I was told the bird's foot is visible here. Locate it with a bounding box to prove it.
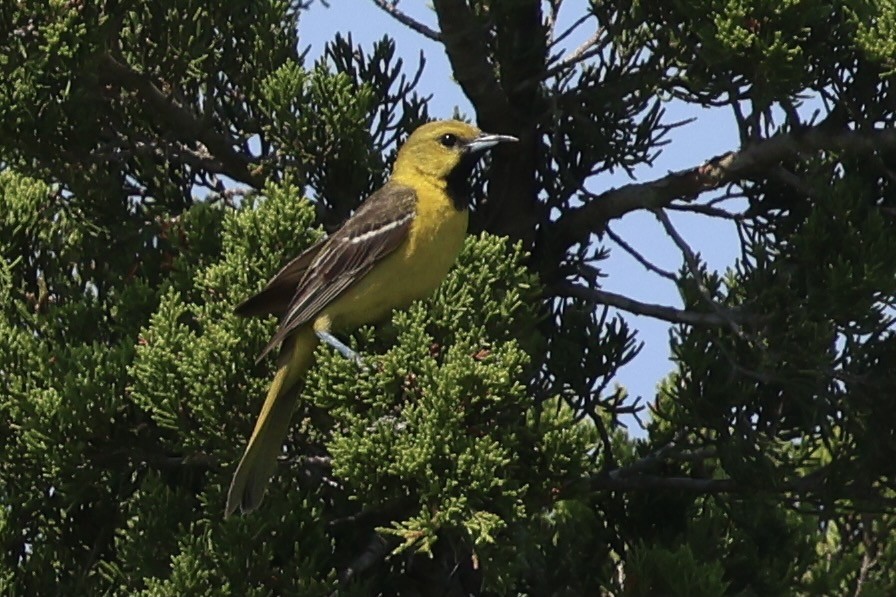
[315,331,365,368]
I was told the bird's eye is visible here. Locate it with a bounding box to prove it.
[439,133,458,148]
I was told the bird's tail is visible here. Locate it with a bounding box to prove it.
[225,326,318,517]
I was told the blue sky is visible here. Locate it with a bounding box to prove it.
[300,2,745,427]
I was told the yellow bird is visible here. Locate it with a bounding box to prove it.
[226,120,517,516]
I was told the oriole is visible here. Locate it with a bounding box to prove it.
[226,120,517,516]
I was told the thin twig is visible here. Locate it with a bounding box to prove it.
[556,282,732,327]
[605,226,677,281]
[652,208,746,338]
[557,29,602,70]
[524,42,604,91]
[853,513,878,597]
[665,201,744,220]
[544,0,563,43]
[548,11,590,49]
[372,0,441,41]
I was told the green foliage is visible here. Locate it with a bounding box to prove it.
[258,61,377,192]
[661,156,896,496]
[624,542,728,597]
[801,514,896,597]
[851,0,896,74]
[2,0,896,594]
[617,0,883,105]
[311,237,596,590]
[0,175,598,593]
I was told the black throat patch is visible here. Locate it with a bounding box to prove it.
[445,153,478,211]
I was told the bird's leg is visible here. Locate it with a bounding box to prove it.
[315,330,364,366]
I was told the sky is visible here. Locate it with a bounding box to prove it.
[300,2,746,429]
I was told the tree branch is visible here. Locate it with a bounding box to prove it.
[548,11,590,50]
[666,196,745,219]
[601,432,678,477]
[555,282,731,327]
[553,125,896,249]
[605,225,677,281]
[591,474,737,493]
[333,533,399,595]
[653,208,747,339]
[588,469,827,495]
[585,462,896,508]
[432,0,512,125]
[91,137,234,177]
[97,52,265,188]
[371,0,441,41]
[550,30,603,77]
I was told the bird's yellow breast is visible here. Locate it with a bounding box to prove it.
[315,180,468,332]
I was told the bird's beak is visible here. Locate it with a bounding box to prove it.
[466,132,519,153]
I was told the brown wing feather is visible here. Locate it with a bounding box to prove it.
[234,236,327,317]
[255,182,417,358]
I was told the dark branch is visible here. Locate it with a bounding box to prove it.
[590,465,828,495]
[432,0,512,126]
[97,52,265,189]
[548,10,590,50]
[333,533,399,595]
[372,0,442,41]
[555,282,731,327]
[540,32,603,82]
[608,435,711,480]
[92,137,233,178]
[665,200,744,219]
[553,125,896,249]
[653,208,747,339]
[605,225,677,281]
[591,474,738,493]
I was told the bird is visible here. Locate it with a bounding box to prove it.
[225,119,518,516]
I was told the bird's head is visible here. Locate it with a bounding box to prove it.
[392,119,518,186]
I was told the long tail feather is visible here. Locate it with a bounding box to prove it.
[226,327,318,516]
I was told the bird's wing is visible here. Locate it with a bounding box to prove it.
[234,236,328,317]
[256,182,417,358]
